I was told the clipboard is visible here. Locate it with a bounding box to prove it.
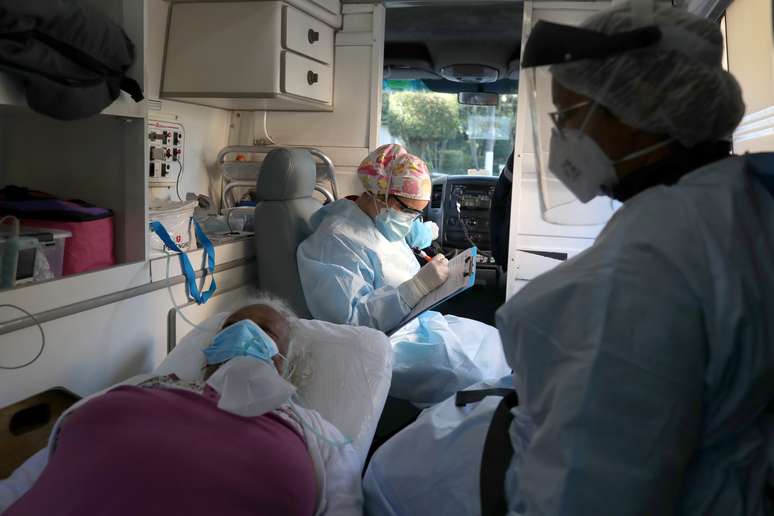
[387,247,478,336]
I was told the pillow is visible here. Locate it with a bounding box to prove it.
[287,318,392,464]
[154,314,392,467]
[154,312,231,381]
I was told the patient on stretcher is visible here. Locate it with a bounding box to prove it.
[2,295,363,516]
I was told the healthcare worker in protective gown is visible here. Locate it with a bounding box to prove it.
[366,2,774,515]
[297,145,510,405]
[498,2,774,515]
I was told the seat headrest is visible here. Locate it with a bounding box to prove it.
[257,148,316,201]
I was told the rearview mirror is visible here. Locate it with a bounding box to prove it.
[457,92,499,106]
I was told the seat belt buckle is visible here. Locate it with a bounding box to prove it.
[455,388,517,407]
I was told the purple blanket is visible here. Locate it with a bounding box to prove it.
[0,200,110,221]
[4,386,317,516]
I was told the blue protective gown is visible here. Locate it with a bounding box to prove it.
[297,199,510,405]
[497,156,774,515]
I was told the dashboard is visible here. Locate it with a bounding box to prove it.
[426,175,499,267]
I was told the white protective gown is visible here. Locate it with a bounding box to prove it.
[297,200,510,405]
[363,375,533,516]
[497,156,774,516]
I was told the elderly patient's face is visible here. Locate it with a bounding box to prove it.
[206,304,291,376]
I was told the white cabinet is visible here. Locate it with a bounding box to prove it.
[162,1,337,111]
[308,0,341,15]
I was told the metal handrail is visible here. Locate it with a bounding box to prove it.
[222,180,254,211]
[306,148,339,200]
[314,185,335,204]
[216,145,339,211]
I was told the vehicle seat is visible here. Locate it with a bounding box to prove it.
[254,148,320,318]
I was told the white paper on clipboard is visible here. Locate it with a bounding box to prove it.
[386,247,478,336]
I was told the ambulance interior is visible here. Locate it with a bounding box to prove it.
[0,0,771,499]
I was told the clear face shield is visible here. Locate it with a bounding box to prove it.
[521,19,662,225]
[524,66,620,225]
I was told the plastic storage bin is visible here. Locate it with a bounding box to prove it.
[149,200,198,251]
[23,218,113,275]
[0,186,115,275]
[34,227,72,278]
[0,226,71,285]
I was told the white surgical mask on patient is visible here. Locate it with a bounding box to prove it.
[207,356,296,417]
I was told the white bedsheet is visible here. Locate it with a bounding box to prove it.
[0,448,47,513]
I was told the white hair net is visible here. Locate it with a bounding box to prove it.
[551,1,745,147]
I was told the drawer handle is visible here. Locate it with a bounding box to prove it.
[308,29,320,44]
[307,71,319,85]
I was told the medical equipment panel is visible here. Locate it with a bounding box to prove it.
[148,118,185,188]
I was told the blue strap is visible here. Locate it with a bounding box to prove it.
[150,219,216,305]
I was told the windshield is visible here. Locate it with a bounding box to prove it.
[380,79,517,176]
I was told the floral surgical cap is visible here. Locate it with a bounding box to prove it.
[358,144,432,201]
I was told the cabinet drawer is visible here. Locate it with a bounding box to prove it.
[281,52,332,104]
[283,6,334,64]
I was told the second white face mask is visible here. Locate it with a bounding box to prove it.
[547,127,619,203]
[207,356,296,417]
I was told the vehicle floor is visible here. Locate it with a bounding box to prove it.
[434,279,505,326]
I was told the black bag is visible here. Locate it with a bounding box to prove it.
[0,0,143,120]
[746,153,774,199]
[489,151,514,270]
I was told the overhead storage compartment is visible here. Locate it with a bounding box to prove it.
[161,1,337,111]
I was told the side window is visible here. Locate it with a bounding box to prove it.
[724,0,774,152]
